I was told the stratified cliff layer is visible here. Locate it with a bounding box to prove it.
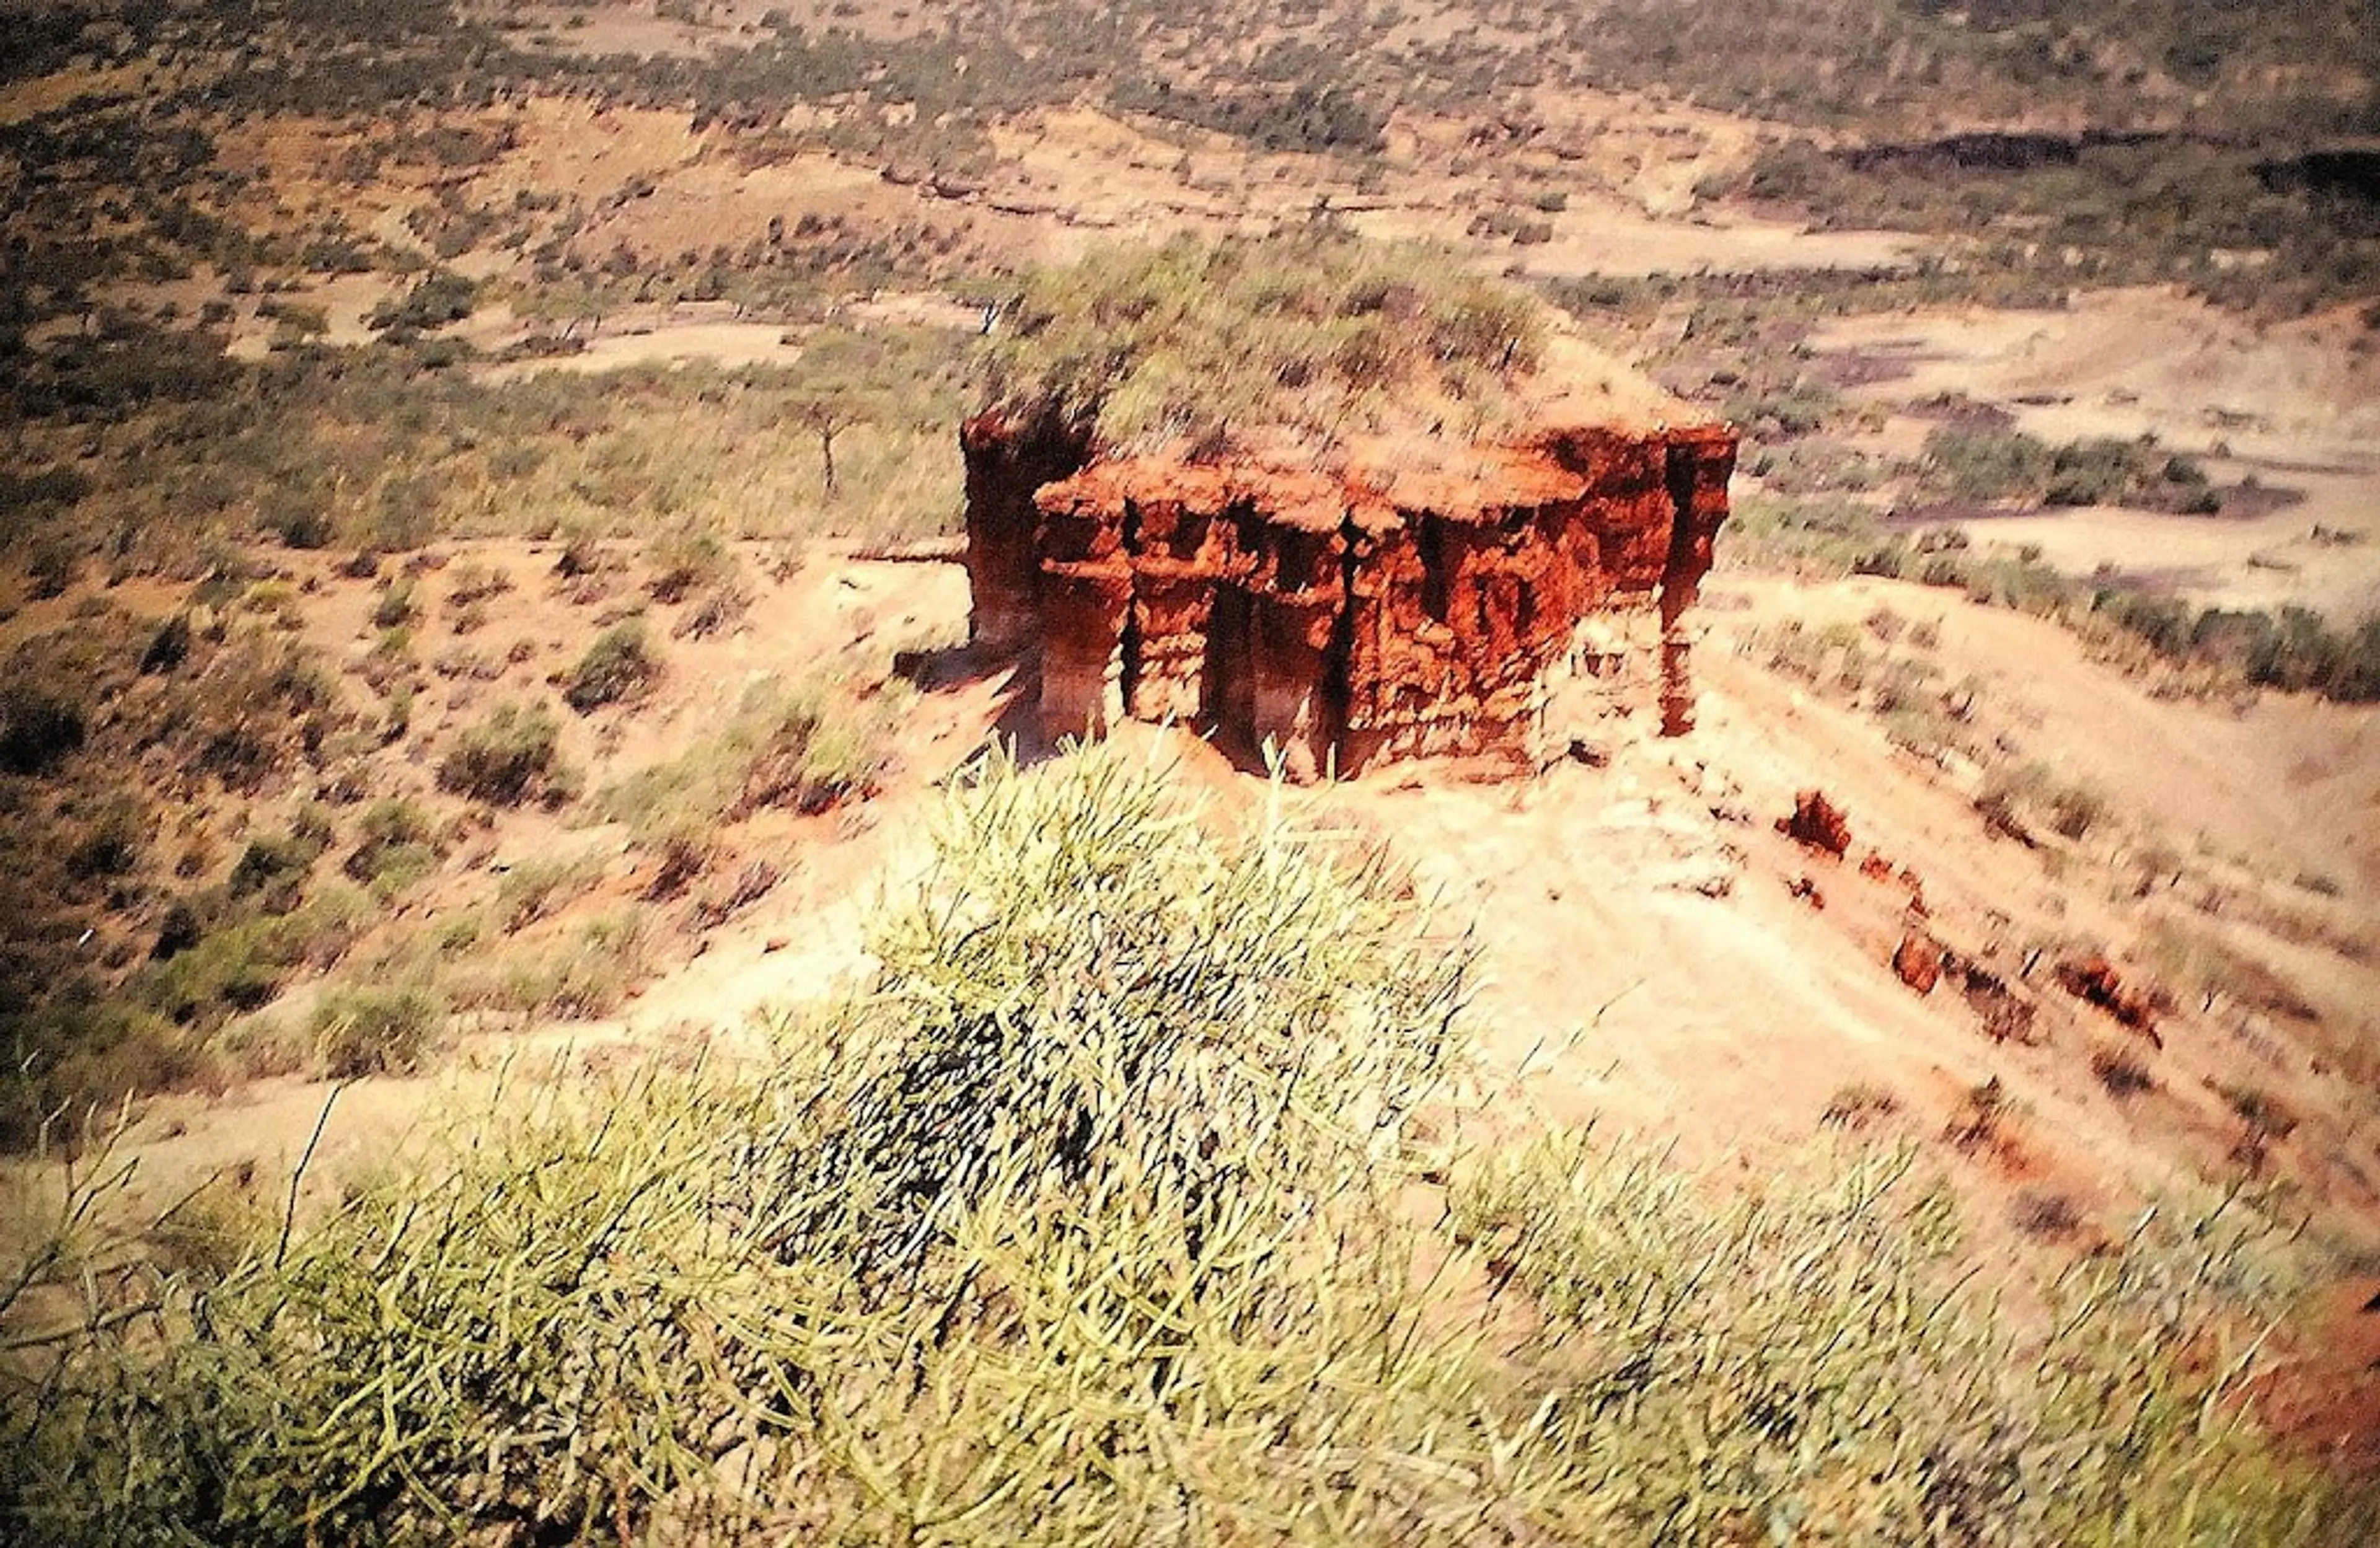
[961,411,1735,779]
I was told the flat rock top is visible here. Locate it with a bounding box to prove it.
[1030,330,1723,534]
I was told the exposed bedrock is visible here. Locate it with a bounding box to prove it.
[960,416,1735,778]
[959,409,1096,655]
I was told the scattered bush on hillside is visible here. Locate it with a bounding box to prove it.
[1919,426,2228,511]
[342,798,443,893]
[1728,499,2380,704]
[307,985,444,1079]
[226,815,331,913]
[0,685,87,775]
[560,620,661,713]
[731,688,884,817]
[642,532,737,605]
[2091,1045,2157,1098]
[138,615,193,675]
[595,672,892,843]
[436,701,570,806]
[369,578,417,629]
[0,1001,199,1151]
[175,640,350,794]
[493,853,607,935]
[365,268,478,336]
[1109,74,1389,156]
[448,910,651,1022]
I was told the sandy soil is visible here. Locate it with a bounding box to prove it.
[476,318,804,379]
[57,553,2378,1280]
[1809,288,2380,617]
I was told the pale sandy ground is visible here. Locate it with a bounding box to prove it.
[475,319,805,379]
[9,534,2376,1461]
[1808,288,2380,618]
[63,554,2376,1269]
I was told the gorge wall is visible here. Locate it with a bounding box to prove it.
[960,411,1736,779]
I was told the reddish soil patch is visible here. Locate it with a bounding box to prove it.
[2254,1277,2380,1480]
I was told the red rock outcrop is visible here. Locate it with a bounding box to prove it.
[1778,789,1853,858]
[1892,932,1943,995]
[961,412,1735,778]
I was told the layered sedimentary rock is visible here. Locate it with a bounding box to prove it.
[961,409,1735,778]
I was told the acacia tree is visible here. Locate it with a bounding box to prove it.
[786,324,960,501]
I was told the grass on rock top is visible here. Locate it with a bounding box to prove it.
[982,232,1548,456]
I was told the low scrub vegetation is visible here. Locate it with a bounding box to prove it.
[1923,425,2225,511]
[436,702,571,806]
[560,619,661,713]
[595,672,894,840]
[1733,125,2380,319]
[306,984,445,1080]
[1729,498,2380,703]
[985,232,1546,453]
[3,750,2368,1542]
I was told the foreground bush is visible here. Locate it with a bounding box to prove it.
[2,749,2370,1544]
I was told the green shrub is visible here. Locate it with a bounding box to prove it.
[594,673,889,843]
[731,689,883,816]
[369,579,417,629]
[452,909,650,1021]
[307,985,443,1078]
[365,268,477,335]
[985,232,1545,451]
[2045,436,2148,507]
[641,532,734,604]
[0,999,198,1151]
[342,798,442,892]
[226,809,332,908]
[561,620,660,713]
[435,702,568,806]
[1452,1132,2352,1539]
[1921,424,2054,501]
[491,853,604,933]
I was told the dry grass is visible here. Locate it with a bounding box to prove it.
[3,748,2368,1544]
[984,231,1546,454]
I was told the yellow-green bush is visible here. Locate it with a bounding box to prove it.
[984,232,1546,453]
[3,749,2370,1544]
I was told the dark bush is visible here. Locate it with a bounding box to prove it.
[562,621,661,713]
[63,798,145,880]
[0,685,87,775]
[139,614,193,675]
[343,798,441,888]
[2045,439,2146,507]
[437,702,566,806]
[227,825,328,911]
[367,269,478,335]
[151,898,203,962]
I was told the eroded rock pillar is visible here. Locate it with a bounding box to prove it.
[960,411,1092,654]
[1657,429,1736,737]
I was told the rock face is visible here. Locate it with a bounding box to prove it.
[961,411,1735,778]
